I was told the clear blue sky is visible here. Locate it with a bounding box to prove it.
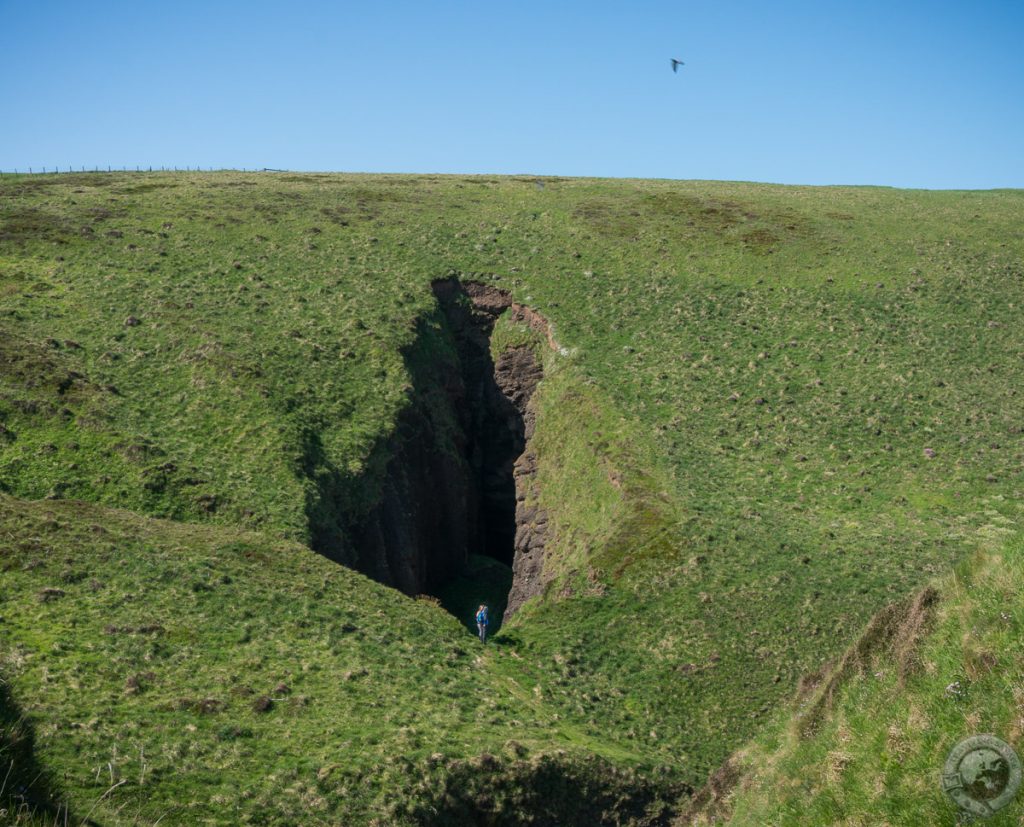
[3,0,1022,188]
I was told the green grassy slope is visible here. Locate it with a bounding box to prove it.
[684,499,1023,826]
[2,172,1023,821]
[0,494,678,824]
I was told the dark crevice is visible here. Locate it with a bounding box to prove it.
[303,277,547,626]
[432,278,531,571]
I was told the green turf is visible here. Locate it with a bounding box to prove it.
[690,498,1023,826]
[1,171,1022,824]
[0,495,675,824]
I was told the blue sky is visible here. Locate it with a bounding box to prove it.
[2,0,1022,187]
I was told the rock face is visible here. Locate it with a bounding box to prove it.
[507,448,547,619]
[495,348,547,620]
[315,277,551,614]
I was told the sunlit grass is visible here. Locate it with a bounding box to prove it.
[1,172,1022,823]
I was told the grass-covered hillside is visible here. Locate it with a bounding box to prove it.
[0,494,677,825]
[683,499,1023,826]
[1,172,1022,823]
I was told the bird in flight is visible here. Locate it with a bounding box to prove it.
[670,58,685,73]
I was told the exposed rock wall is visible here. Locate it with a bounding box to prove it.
[495,346,547,620]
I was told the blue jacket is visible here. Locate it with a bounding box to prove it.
[476,608,489,625]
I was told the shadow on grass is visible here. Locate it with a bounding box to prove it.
[0,676,76,824]
[406,749,691,826]
[484,635,524,653]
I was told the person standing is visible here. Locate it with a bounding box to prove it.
[475,604,489,644]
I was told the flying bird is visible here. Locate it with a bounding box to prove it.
[670,58,685,73]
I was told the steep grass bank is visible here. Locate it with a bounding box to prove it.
[683,500,1023,825]
[0,494,682,824]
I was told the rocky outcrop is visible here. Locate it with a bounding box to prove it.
[495,347,547,620]
[507,448,547,619]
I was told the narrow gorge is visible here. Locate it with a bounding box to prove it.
[310,278,553,625]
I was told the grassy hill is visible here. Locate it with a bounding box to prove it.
[1,172,1022,823]
[0,494,679,825]
[682,503,1023,826]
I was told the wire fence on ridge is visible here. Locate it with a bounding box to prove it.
[0,166,290,175]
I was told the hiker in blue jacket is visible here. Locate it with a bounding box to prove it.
[475,604,489,644]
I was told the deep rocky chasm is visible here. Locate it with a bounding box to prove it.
[318,279,551,620]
